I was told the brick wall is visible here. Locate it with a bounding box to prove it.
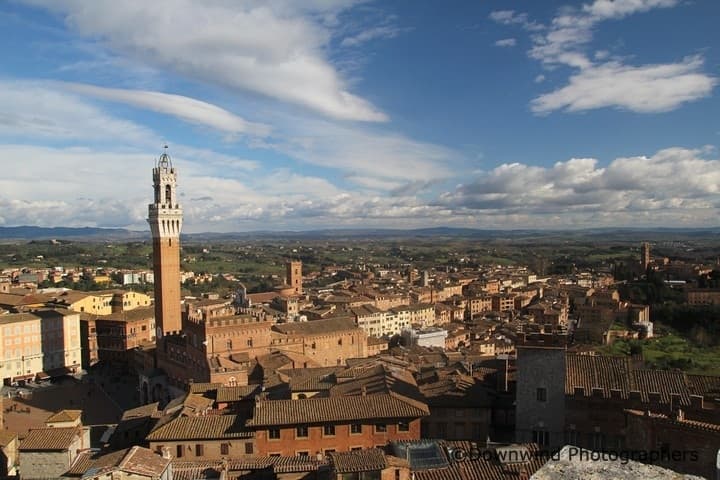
[254,419,421,456]
[149,438,255,461]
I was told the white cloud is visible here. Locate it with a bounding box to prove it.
[22,0,388,122]
[0,141,457,232]
[0,145,151,228]
[494,0,716,114]
[273,118,457,183]
[489,10,544,31]
[341,25,405,47]
[343,175,404,191]
[61,83,271,138]
[532,56,717,114]
[534,74,546,83]
[3,143,719,231]
[582,0,678,20]
[0,80,152,144]
[495,38,517,48]
[438,146,720,227]
[529,0,678,68]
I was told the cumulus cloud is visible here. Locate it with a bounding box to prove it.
[438,146,720,227]
[582,0,678,20]
[492,0,714,114]
[531,56,717,114]
[495,38,517,48]
[0,141,457,232]
[528,0,679,68]
[22,0,388,122]
[3,142,718,231]
[61,83,271,138]
[489,10,544,31]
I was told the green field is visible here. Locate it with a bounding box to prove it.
[602,334,720,376]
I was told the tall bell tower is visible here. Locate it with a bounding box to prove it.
[148,147,183,337]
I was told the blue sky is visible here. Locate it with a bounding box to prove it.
[1,0,718,232]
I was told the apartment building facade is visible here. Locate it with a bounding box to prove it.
[0,309,81,384]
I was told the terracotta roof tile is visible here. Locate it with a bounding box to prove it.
[625,409,720,433]
[247,393,429,427]
[171,456,329,476]
[216,385,261,403]
[289,375,335,392]
[566,353,720,405]
[20,427,80,451]
[265,455,328,473]
[565,354,630,396]
[121,402,161,420]
[632,369,690,404]
[65,448,130,476]
[406,441,545,480]
[95,306,155,323]
[46,409,82,423]
[329,448,387,473]
[189,383,223,394]
[146,415,253,441]
[118,446,171,477]
[272,317,359,335]
[686,374,720,396]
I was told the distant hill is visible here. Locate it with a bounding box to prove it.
[0,226,147,241]
[1,225,718,242]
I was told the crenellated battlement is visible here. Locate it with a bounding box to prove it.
[569,384,718,412]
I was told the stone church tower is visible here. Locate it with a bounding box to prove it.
[148,148,183,337]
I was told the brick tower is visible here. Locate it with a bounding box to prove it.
[640,241,651,271]
[286,260,302,295]
[148,148,183,337]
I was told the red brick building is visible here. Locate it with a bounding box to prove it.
[248,394,428,456]
[94,306,156,364]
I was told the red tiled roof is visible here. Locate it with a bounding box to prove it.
[329,448,387,473]
[216,385,261,403]
[66,448,130,476]
[146,415,253,441]
[118,446,171,477]
[625,409,720,433]
[411,441,545,480]
[46,409,82,423]
[566,353,720,405]
[20,427,80,451]
[565,354,631,396]
[272,317,359,335]
[248,393,429,427]
[632,369,690,404]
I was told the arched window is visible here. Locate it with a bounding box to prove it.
[226,339,232,351]
[165,184,172,204]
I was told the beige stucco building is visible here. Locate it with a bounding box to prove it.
[0,309,81,384]
[53,290,152,316]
